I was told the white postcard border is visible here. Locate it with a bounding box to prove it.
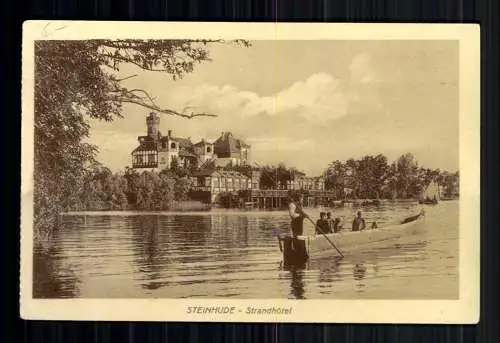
[20,21,480,323]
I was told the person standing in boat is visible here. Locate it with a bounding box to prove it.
[288,194,308,237]
[352,211,366,232]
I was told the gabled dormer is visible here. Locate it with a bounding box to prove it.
[194,138,214,155]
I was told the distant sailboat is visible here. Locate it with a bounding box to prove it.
[419,180,440,205]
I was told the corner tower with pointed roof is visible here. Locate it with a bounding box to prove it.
[131,112,198,170]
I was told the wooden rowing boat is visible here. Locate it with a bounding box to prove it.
[277,212,426,266]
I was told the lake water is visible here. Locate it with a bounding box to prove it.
[33,200,459,299]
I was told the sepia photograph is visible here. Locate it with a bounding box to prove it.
[21,21,480,323]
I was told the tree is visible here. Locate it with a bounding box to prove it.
[344,159,359,198]
[442,171,460,198]
[34,39,249,243]
[323,160,346,198]
[355,155,390,199]
[323,153,457,200]
[393,153,420,198]
[259,165,278,189]
[257,163,305,190]
[324,155,390,199]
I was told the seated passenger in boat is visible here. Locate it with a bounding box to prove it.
[371,221,378,229]
[352,211,366,232]
[326,212,334,232]
[333,217,343,233]
[316,212,330,234]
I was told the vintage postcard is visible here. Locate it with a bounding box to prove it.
[20,21,480,323]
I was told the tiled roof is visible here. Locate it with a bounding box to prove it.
[137,135,156,142]
[193,139,213,147]
[179,149,198,158]
[158,136,193,149]
[213,132,250,157]
[132,141,157,153]
[172,137,192,149]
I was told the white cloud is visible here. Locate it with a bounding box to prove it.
[161,72,355,124]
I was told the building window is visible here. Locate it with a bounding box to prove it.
[161,157,166,163]
[148,154,155,163]
[207,146,211,153]
[171,142,176,149]
[162,141,167,148]
[137,155,143,164]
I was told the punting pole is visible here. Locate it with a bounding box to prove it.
[305,216,344,258]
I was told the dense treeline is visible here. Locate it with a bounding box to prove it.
[74,152,459,212]
[323,153,459,199]
[74,167,192,211]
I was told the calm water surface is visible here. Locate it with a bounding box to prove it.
[34,200,458,299]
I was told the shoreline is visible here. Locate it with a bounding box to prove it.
[60,198,459,216]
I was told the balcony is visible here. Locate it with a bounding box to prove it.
[238,189,335,197]
[132,162,158,169]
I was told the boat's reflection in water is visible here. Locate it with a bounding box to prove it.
[352,264,367,280]
[281,256,370,299]
[287,266,306,299]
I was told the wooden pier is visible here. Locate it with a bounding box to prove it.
[232,189,337,209]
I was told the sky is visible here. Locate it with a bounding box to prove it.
[87,40,459,176]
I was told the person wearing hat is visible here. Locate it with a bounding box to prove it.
[315,212,330,234]
[287,194,308,237]
[352,211,366,232]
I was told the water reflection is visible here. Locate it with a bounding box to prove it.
[33,245,80,298]
[352,264,367,293]
[317,258,342,284]
[33,201,459,299]
[352,264,367,280]
[288,267,306,299]
[174,215,212,244]
[130,216,168,290]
